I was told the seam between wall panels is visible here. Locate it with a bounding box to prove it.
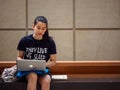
[26,0,28,36]
[73,0,76,61]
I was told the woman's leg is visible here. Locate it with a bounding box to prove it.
[26,72,38,90]
[38,74,51,90]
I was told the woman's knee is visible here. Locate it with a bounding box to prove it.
[39,75,51,85]
[26,72,38,81]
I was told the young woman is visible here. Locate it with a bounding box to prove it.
[17,16,57,90]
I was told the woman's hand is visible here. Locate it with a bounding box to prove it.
[46,54,56,67]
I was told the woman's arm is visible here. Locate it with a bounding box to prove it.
[46,54,56,68]
[17,50,24,60]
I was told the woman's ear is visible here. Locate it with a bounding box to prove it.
[32,24,35,30]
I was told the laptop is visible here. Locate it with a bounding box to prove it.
[16,59,46,71]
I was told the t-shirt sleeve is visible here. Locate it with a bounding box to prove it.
[49,38,57,54]
[17,37,25,51]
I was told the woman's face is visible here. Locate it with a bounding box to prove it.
[32,21,47,39]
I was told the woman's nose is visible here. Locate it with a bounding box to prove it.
[39,29,42,32]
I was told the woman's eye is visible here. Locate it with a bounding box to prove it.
[42,28,46,30]
[38,28,41,29]
[37,27,40,29]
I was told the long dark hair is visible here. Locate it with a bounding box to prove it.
[33,16,50,41]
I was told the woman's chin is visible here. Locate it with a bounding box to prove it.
[34,35,43,40]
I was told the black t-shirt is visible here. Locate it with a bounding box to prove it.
[17,34,57,62]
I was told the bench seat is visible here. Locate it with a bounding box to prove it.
[0,74,120,90]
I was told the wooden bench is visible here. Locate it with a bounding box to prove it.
[0,61,120,90]
[1,61,120,74]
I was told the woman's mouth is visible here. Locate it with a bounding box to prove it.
[38,33,42,35]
